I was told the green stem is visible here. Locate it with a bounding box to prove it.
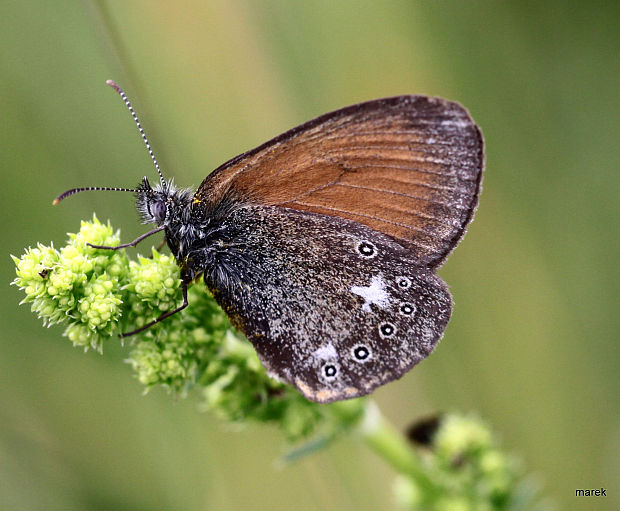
[89,0,144,96]
[359,401,440,502]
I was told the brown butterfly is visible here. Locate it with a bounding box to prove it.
[55,81,483,403]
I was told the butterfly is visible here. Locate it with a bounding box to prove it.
[55,81,484,403]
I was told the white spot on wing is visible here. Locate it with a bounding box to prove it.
[351,275,391,312]
[313,343,337,361]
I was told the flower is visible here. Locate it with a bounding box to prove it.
[12,217,365,441]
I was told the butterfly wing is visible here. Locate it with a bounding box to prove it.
[196,95,483,269]
[203,205,452,403]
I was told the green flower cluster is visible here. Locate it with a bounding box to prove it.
[393,414,547,511]
[12,217,126,350]
[12,217,365,442]
[125,251,182,327]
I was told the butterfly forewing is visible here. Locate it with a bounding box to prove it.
[197,95,483,269]
[203,205,452,403]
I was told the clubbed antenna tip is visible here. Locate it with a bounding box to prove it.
[106,79,122,94]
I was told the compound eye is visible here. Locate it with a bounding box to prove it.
[150,200,166,222]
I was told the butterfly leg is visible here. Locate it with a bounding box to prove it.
[144,235,168,259]
[154,236,167,252]
[120,280,189,337]
[88,225,165,250]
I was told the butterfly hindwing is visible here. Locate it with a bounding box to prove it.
[204,205,452,403]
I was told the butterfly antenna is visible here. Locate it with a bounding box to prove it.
[53,186,138,205]
[106,80,166,188]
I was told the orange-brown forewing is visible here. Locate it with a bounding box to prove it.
[196,95,483,269]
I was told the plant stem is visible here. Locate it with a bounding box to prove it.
[359,401,440,502]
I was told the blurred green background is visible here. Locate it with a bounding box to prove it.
[2,1,618,510]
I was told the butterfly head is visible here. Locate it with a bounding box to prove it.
[135,176,193,227]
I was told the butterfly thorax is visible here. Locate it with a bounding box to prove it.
[154,187,249,287]
[135,177,220,281]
